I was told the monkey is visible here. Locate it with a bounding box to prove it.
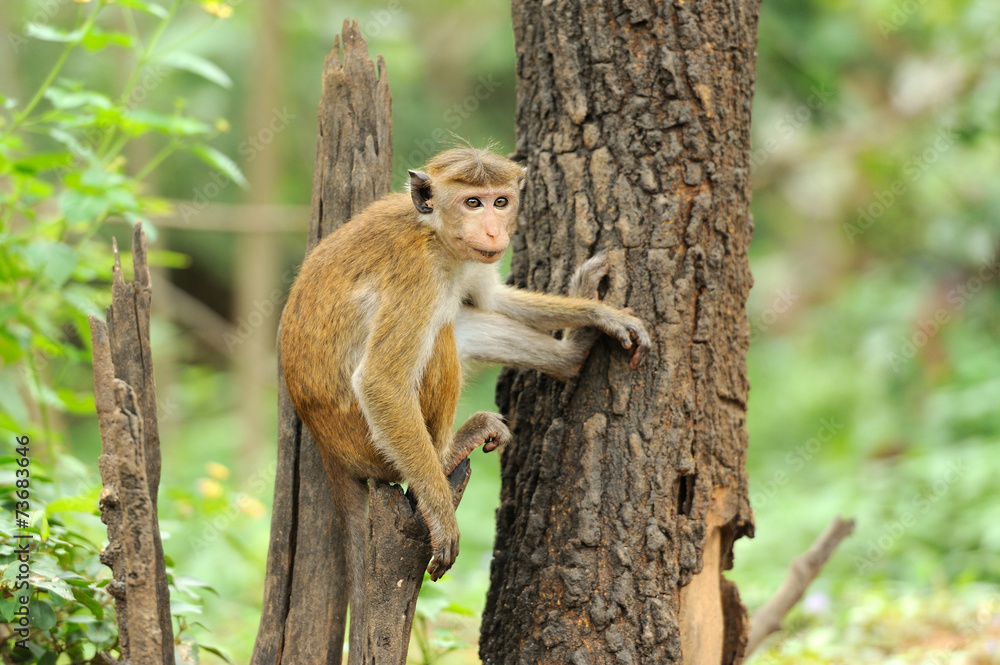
[279,147,650,662]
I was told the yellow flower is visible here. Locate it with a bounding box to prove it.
[239,496,266,519]
[205,461,230,481]
[196,478,223,499]
[202,2,233,18]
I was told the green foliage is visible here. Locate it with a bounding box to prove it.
[0,0,246,444]
[3,0,999,662]
[0,450,115,663]
[731,0,1000,653]
[1,0,245,660]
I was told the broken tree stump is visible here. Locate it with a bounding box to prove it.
[362,462,472,664]
[89,222,174,665]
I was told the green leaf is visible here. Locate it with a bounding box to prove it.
[72,587,104,621]
[25,23,85,43]
[63,287,104,318]
[30,600,57,630]
[442,602,477,617]
[200,644,233,663]
[116,0,170,18]
[48,128,98,167]
[147,249,193,269]
[33,575,75,601]
[12,152,75,173]
[0,372,30,427]
[191,144,248,189]
[81,28,135,51]
[43,88,112,111]
[58,189,110,225]
[0,598,16,622]
[122,110,211,137]
[170,600,203,617]
[159,51,233,89]
[46,489,100,515]
[23,241,78,287]
[0,332,25,363]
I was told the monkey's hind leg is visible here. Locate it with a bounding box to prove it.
[442,411,512,475]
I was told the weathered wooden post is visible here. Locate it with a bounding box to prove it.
[90,223,174,665]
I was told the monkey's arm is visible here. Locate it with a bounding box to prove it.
[455,308,595,381]
[490,287,651,368]
[353,299,459,580]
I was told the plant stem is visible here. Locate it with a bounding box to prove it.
[99,0,183,158]
[116,0,182,104]
[2,5,102,138]
[134,142,177,180]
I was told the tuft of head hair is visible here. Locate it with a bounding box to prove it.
[421,148,524,188]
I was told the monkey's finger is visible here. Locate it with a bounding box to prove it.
[629,329,651,369]
[428,540,459,581]
[483,427,512,452]
[629,343,643,370]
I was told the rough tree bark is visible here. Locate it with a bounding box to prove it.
[482,2,760,664]
[250,20,391,665]
[89,224,174,665]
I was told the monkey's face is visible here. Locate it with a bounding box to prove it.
[446,189,519,264]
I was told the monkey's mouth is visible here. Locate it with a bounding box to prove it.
[474,248,504,258]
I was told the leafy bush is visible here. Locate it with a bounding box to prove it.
[1,0,243,660]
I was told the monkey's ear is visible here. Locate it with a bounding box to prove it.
[408,170,433,214]
[517,166,527,190]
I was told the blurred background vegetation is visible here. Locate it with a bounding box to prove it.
[0,0,998,662]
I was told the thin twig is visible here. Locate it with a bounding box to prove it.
[745,515,856,656]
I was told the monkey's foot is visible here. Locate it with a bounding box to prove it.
[444,411,511,475]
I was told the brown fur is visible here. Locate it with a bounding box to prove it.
[280,148,650,665]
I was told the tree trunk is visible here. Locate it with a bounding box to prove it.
[250,20,391,665]
[482,2,760,664]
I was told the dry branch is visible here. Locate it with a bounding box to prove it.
[89,221,173,665]
[362,461,472,664]
[745,515,856,655]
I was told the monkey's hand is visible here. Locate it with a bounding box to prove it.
[443,411,512,475]
[571,252,650,369]
[425,510,460,581]
[598,308,652,370]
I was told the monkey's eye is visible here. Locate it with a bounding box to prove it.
[465,197,482,208]
[495,197,509,208]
